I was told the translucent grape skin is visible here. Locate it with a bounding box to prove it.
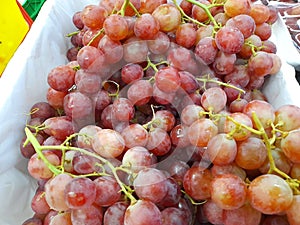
[152,3,181,33]
[92,128,125,158]
[188,118,219,147]
[222,203,262,225]
[201,87,227,113]
[210,173,247,210]
[121,123,149,149]
[281,129,300,163]
[133,167,168,203]
[103,201,129,225]
[27,151,60,180]
[49,211,72,225]
[155,66,181,93]
[248,174,293,215]
[224,0,251,18]
[124,200,162,225]
[71,204,103,225]
[183,167,213,201]
[45,173,73,212]
[286,195,300,225]
[215,26,244,54]
[134,13,160,40]
[47,65,76,92]
[161,207,188,225]
[127,79,153,106]
[94,176,121,207]
[235,136,267,170]
[103,14,129,41]
[31,190,51,215]
[206,133,237,166]
[64,177,97,209]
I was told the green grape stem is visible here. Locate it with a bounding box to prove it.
[24,127,138,204]
[185,0,221,29]
[172,0,206,27]
[251,113,300,194]
[196,77,246,94]
[87,28,104,46]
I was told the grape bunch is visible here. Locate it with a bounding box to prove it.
[20,0,300,225]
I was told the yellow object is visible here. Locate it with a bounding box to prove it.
[0,0,31,75]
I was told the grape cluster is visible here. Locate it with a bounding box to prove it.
[21,0,300,225]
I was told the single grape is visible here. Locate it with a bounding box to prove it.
[202,199,224,225]
[224,0,251,17]
[222,203,262,225]
[191,0,210,22]
[161,207,188,225]
[72,11,84,30]
[76,124,102,149]
[124,200,163,225]
[215,26,244,54]
[27,151,60,180]
[71,204,103,225]
[175,23,197,49]
[63,91,94,121]
[77,45,106,73]
[249,3,270,25]
[64,177,97,209]
[201,87,227,113]
[181,104,205,126]
[92,128,125,158]
[194,36,218,65]
[274,104,300,131]
[133,167,168,203]
[152,3,181,32]
[243,99,275,129]
[226,14,256,39]
[31,190,51,215]
[147,31,170,55]
[49,211,72,225]
[121,63,144,84]
[183,166,213,201]
[127,79,153,106]
[286,195,300,225]
[146,127,172,156]
[122,146,155,173]
[155,66,181,93]
[30,102,56,120]
[94,176,121,207]
[235,136,267,170]
[103,14,129,41]
[281,129,300,163]
[134,13,160,40]
[112,97,135,122]
[81,5,108,29]
[123,36,149,63]
[210,173,247,210]
[103,201,129,225]
[121,123,149,148]
[188,118,218,147]
[82,28,104,47]
[248,51,273,77]
[206,133,237,166]
[45,173,73,211]
[47,65,76,92]
[46,87,67,110]
[248,174,293,215]
[98,34,124,64]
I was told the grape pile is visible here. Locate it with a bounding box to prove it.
[20,0,300,224]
